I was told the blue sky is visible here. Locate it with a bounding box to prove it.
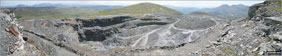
[1,1,264,8]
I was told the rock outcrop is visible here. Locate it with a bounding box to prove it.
[0,9,25,56]
[197,1,282,56]
[0,9,29,56]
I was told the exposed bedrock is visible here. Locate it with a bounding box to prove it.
[78,16,135,27]
[18,13,225,55]
[79,28,120,42]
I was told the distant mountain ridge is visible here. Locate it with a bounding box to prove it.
[165,5,201,14]
[205,4,249,20]
[167,4,249,16]
[10,3,249,20]
[204,4,249,16]
[14,3,124,9]
[177,4,249,20]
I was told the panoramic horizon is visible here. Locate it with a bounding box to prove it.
[1,1,264,8]
[1,0,282,56]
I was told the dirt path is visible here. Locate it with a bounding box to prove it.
[131,17,220,47]
[131,28,161,46]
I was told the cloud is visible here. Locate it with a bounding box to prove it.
[1,1,264,8]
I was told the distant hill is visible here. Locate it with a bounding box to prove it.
[11,2,181,20]
[13,3,124,9]
[94,2,182,16]
[167,4,249,20]
[31,3,65,7]
[16,4,30,7]
[12,7,102,20]
[189,11,214,16]
[205,4,248,16]
[165,5,201,14]
[79,5,124,9]
[198,4,249,20]
[9,3,125,20]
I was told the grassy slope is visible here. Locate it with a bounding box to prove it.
[14,7,101,20]
[189,11,215,16]
[93,2,182,17]
[262,0,282,11]
[271,1,282,11]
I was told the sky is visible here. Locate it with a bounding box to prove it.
[0,1,264,8]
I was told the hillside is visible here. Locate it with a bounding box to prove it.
[12,7,102,20]
[12,3,181,20]
[94,2,182,16]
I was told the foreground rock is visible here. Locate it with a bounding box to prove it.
[0,9,79,56]
[0,9,27,56]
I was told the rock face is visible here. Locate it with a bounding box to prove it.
[248,1,282,20]
[0,9,26,56]
[20,19,79,56]
[0,9,79,56]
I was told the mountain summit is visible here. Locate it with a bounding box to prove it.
[94,2,182,16]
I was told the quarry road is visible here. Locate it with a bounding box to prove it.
[131,28,161,46]
[118,25,158,39]
[131,17,218,46]
[169,17,223,53]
